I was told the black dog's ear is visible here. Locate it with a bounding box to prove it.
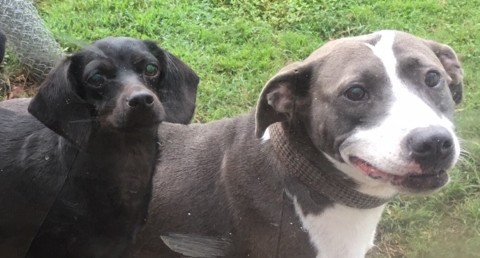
[28,56,93,147]
[424,40,464,104]
[144,41,199,124]
[255,62,312,138]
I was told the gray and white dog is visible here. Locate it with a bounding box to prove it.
[132,30,463,258]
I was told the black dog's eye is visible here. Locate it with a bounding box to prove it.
[425,70,441,87]
[87,72,106,87]
[344,85,368,101]
[144,63,159,76]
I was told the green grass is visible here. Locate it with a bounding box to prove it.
[12,0,480,256]
[35,0,480,117]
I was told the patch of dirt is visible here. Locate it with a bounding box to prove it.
[0,71,39,99]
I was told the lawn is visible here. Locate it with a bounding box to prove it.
[5,0,480,257]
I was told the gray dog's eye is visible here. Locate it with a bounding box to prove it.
[425,70,441,87]
[344,84,368,101]
[87,72,106,87]
[144,63,159,76]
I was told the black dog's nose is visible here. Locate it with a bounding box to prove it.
[406,126,454,165]
[127,91,155,108]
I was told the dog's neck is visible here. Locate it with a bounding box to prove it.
[269,123,391,209]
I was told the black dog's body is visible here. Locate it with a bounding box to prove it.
[28,126,158,258]
[0,103,153,257]
[0,105,76,257]
[0,37,198,258]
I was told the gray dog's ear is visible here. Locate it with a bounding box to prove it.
[143,41,199,124]
[424,40,464,104]
[28,56,93,147]
[255,62,312,138]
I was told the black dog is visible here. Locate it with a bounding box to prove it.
[0,37,198,258]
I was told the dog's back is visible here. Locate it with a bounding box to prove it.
[150,118,242,234]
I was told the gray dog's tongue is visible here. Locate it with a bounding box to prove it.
[160,233,232,258]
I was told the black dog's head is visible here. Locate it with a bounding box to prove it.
[28,37,199,147]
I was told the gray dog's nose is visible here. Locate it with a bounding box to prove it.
[127,91,155,108]
[406,126,454,166]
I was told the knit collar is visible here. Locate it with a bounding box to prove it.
[269,123,392,209]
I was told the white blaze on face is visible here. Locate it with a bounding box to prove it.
[335,30,459,194]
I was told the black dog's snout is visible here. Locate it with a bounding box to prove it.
[127,91,155,108]
[121,88,163,129]
[406,126,454,165]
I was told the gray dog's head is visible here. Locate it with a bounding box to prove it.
[255,30,463,196]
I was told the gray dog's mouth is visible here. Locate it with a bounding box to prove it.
[349,156,449,191]
[349,156,395,180]
[391,170,449,191]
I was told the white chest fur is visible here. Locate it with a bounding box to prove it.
[293,198,385,258]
